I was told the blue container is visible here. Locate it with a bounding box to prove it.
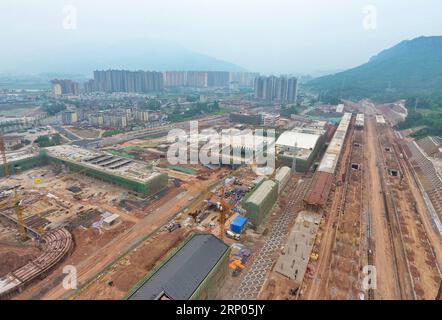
[231,214,248,234]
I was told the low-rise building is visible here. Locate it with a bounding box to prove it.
[243,180,278,227]
[127,234,229,300]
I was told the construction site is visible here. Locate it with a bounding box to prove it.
[0,104,441,301]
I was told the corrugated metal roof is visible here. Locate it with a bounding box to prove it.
[275,166,291,182]
[317,113,351,174]
[246,180,276,206]
[303,171,333,205]
[128,234,228,300]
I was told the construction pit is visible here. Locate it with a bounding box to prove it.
[0,159,228,300]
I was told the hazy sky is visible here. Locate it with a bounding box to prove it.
[1,0,441,74]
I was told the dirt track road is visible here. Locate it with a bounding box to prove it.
[365,116,400,299]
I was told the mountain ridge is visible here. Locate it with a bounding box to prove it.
[308,35,442,100]
[0,39,246,76]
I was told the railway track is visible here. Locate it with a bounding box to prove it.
[320,120,368,299]
[300,117,355,300]
[374,121,416,299]
[381,125,441,299]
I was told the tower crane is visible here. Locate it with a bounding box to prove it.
[0,133,27,241]
[216,186,232,241]
[0,134,9,177]
[14,192,27,241]
[0,189,27,241]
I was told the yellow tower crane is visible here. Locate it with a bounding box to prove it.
[217,186,232,241]
[0,133,27,241]
[0,134,9,177]
[0,190,27,242]
[14,193,27,241]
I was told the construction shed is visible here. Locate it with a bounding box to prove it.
[231,214,248,234]
[127,234,230,300]
[243,180,278,227]
[274,166,291,193]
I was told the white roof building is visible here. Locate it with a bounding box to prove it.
[376,115,386,124]
[276,131,320,150]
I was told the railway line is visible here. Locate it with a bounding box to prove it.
[377,122,441,299]
[376,141,413,298]
[301,116,355,300]
[321,125,366,299]
[288,113,440,300]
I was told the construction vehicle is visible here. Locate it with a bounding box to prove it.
[229,259,245,270]
[225,229,240,240]
[166,222,181,232]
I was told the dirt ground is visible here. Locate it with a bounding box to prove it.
[379,121,441,299]
[75,228,188,300]
[66,127,100,139]
[364,116,400,299]
[0,242,40,277]
[13,221,134,300]
[9,165,226,300]
[260,273,297,300]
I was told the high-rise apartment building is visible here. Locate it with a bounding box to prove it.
[51,79,80,95]
[207,71,230,87]
[229,72,259,87]
[90,70,163,93]
[254,76,298,103]
[61,111,78,125]
[186,71,208,88]
[163,71,187,87]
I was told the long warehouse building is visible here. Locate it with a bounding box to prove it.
[243,179,278,227]
[44,145,168,196]
[304,112,352,208]
[127,234,230,300]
